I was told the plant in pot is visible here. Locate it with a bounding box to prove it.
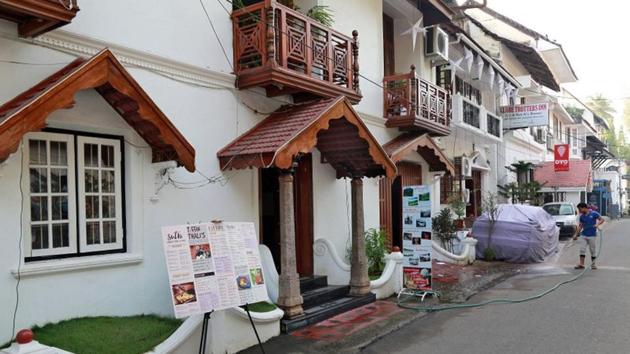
[481,192,501,261]
[364,228,387,279]
[447,195,467,230]
[432,208,457,253]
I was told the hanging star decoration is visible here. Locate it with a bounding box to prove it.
[400,16,425,52]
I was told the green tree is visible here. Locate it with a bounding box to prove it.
[587,95,619,157]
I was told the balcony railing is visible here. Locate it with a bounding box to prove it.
[0,0,79,37]
[231,0,361,103]
[383,65,450,136]
[452,95,503,140]
[486,112,502,138]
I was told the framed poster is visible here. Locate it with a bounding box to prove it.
[401,185,432,291]
[161,222,269,319]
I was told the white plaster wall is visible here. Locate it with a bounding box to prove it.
[0,39,268,343]
[319,0,384,118]
[62,0,234,74]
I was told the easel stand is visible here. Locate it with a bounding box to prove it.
[198,311,213,354]
[397,288,440,303]
[197,306,266,354]
[244,303,266,354]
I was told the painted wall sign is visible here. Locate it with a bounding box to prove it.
[554,144,570,172]
[401,185,433,291]
[500,103,549,129]
[161,222,268,318]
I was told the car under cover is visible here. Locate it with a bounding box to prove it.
[473,204,560,263]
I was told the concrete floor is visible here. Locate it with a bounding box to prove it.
[363,219,630,354]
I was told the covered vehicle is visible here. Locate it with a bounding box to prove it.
[473,204,559,263]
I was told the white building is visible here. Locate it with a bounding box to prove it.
[0,0,461,349]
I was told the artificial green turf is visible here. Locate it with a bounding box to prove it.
[32,315,182,354]
[241,301,277,313]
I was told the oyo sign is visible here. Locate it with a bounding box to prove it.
[554,144,570,172]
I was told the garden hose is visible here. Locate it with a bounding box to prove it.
[398,230,604,313]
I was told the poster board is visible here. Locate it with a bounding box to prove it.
[161,222,269,319]
[401,185,433,291]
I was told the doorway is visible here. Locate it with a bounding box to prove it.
[260,154,314,276]
[381,161,422,250]
[465,170,483,217]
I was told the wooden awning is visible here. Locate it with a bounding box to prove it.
[383,133,454,175]
[218,96,396,178]
[0,48,195,172]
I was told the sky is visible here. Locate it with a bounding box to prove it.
[484,0,629,126]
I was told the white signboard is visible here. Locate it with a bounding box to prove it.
[401,185,433,291]
[161,222,269,319]
[500,103,549,129]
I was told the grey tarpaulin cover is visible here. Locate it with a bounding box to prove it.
[472,204,559,263]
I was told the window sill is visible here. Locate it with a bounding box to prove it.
[11,253,143,278]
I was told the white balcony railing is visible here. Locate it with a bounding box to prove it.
[451,94,502,140]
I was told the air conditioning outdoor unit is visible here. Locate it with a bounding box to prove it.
[454,155,473,179]
[425,25,449,65]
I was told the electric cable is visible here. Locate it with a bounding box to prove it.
[11,143,24,341]
[397,229,605,312]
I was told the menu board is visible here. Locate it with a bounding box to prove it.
[401,185,433,291]
[161,222,269,319]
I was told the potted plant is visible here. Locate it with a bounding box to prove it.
[432,208,457,253]
[448,195,467,230]
[481,192,501,261]
[364,228,387,279]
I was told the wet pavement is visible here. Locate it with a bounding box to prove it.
[363,219,630,354]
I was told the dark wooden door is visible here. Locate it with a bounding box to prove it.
[381,162,423,250]
[259,154,314,276]
[383,13,395,76]
[294,154,314,276]
[465,170,483,217]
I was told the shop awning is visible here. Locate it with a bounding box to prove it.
[218,96,396,178]
[0,49,196,172]
[534,160,593,191]
[383,132,454,175]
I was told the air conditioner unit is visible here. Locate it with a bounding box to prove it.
[425,26,449,65]
[463,188,471,203]
[454,155,473,179]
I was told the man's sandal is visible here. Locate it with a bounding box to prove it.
[591,265,598,270]
[574,265,585,269]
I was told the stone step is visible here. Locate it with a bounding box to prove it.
[302,285,350,309]
[281,293,376,333]
[299,275,328,292]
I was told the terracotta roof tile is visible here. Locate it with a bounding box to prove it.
[534,160,592,188]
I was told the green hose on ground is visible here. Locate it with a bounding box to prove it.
[398,230,604,313]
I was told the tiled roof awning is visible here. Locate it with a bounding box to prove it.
[534,160,593,191]
[383,133,455,175]
[0,49,195,171]
[218,97,396,179]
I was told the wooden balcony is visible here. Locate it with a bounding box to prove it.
[231,0,361,104]
[383,66,450,136]
[0,0,79,37]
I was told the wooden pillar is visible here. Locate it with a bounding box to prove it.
[276,169,304,318]
[349,177,370,296]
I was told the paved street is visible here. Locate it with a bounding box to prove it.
[364,219,630,354]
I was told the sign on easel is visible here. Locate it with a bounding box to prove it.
[161,222,269,318]
[401,185,433,291]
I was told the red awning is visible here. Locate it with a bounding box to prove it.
[218,96,396,178]
[0,49,195,172]
[383,133,455,175]
[534,160,593,190]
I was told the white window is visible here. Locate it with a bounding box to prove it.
[22,132,125,260]
[77,136,124,253]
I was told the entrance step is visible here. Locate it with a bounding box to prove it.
[302,285,350,309]
[281,293,376,333]
[299,275,328,292]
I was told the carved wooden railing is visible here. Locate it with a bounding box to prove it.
[383,65,450,135]
[231,0,360,100]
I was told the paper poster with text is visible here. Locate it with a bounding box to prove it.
[161,222,269,319]
[401,185,432,291]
